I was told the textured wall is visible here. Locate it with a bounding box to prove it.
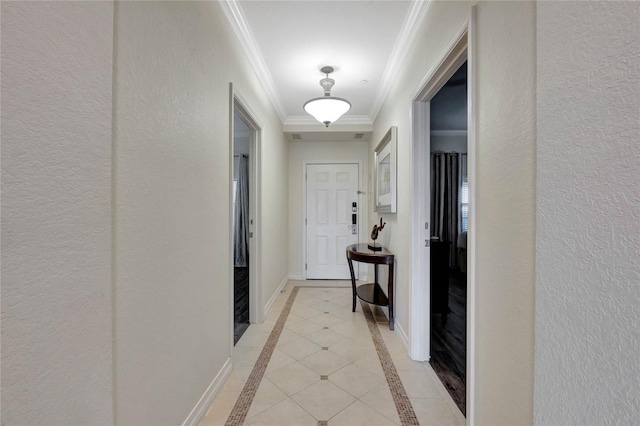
[1,2,114,424]
[535,2,640,423]
[473,2,537,423]
[288,141,369,279]
[113,2,288,424]
[373,1,536,423]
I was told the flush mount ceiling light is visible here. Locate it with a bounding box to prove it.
[303,66,351,127]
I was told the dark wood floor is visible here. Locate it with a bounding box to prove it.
[234,265,250,345]
[430,267,467,416]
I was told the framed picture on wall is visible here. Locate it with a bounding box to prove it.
[374,126,397,213]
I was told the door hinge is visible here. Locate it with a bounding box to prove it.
[425,222,429,230]
[305,263,307,270]
[305,218,307,225]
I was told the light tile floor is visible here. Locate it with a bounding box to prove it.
[203,280,465,426]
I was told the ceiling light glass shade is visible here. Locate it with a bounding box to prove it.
[303,96,351,127]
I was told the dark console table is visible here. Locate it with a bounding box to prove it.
[346,243,395,330]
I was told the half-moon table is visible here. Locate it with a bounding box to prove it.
[346,243,395,330]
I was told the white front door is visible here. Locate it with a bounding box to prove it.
[306,164,359,279]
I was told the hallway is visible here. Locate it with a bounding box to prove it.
[204,280,463,426]
[3,1,638,424]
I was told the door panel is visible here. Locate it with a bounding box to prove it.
[306,164,359,279]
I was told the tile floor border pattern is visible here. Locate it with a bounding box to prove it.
[224,286,421,426]
[225,286,301,426]
[361,301,420,426]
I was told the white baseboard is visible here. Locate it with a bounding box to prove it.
[182,358,232,426]
[288,273,304,280]
[263,274,289,318]
[395,320,410,352]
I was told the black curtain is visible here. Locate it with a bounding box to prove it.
[234,155,249,267]
[431,152,460,268]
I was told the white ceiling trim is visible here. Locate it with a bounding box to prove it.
[219,0,287,122]
[284,115,373,126]
[368,0,433,121]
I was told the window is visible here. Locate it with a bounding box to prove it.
[460,177,469,232]
[233,179,238,206]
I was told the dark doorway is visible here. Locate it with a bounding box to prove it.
[233,110,251,344]
[429,61,468,415]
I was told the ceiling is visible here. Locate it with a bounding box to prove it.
[222,1,431,131]
[431,61,468,132]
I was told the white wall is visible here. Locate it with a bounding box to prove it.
[1,2,114,424]
[535,2,640,423]
[431,134,467,153]
[113,2,288,424]
[289,141,369,279]
[371,1,536,423]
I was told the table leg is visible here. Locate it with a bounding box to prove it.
[374,264,379,285]
[347,255,357,312]
[388,262,394,330]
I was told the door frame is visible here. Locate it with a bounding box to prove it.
[302,161,364,280]
[408,11,477,422]
[229,84,263,350]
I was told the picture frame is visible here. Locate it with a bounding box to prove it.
[374,126,397,213]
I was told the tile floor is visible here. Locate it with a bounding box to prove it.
[203,280,465,426]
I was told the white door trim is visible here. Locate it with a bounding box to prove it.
[229,84,264,354]
[302,161,365,280]
[408,13,476,423]
[467,8,477,423]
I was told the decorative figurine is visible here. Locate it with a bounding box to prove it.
[368,217,386,252]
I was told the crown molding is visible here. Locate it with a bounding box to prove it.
[219,0,288,122]
[284,115,373,127]
[430,130,467,136]
[369,0,433,120]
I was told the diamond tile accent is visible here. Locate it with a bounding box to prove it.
[286,319,324,336]
[285,313,305,325]
[330,400,397,426]
[329,363,383,398]
[264,349,296,374]
[328,339,375,363]
[360,383,402,424]
[314,301,342,312]
[300,350,350,375]
[246,398,317,426]
[291,380,355,420]
[305,329,349,347]
[330,321,370,339]
[246,379,288,418]
[266,362,320,396]
[277,329,301,346]
[278,337,322,360]
[290,305,324,319]
[221,286,425,426]
[309,314,344,327]
[328,293,353,306]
